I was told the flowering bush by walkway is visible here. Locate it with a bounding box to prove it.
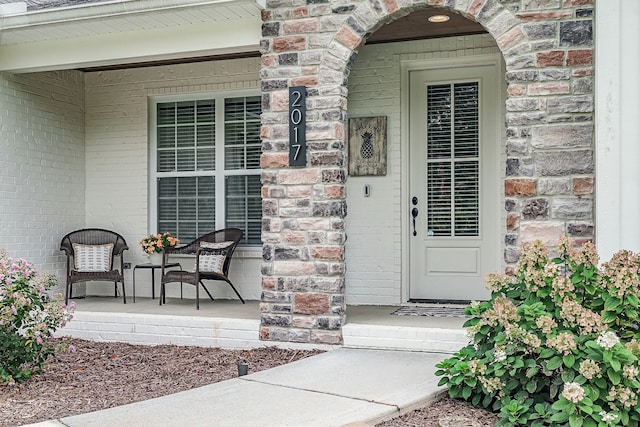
[0,249,75,385]
[436,238,640,426]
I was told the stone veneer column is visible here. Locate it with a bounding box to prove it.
[259,0,595,344]
[502,2,595,269]
[259,0,349,345]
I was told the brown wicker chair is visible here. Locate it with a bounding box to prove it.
[60,228,129,305]
[160,228,244,309]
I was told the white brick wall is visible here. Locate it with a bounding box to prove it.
[345,35,501,305]
[59,310,334,350]
[342,323,468,353]
[83,58,263,301]
[0,70,85,291]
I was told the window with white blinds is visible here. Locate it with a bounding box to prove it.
[426,82,480,237]
[154,94,262,245]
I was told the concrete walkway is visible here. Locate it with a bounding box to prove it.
[29,348,449,427]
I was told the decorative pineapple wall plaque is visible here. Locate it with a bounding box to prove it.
[348,116,387,176]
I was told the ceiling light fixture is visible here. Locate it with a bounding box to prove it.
[428,14,450,23]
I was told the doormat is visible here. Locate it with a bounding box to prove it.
[390,305,471,317]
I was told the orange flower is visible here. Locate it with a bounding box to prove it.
[140,232,179,254]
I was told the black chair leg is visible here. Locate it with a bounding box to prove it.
[121,281,126,304]
[200,282,215,301]
[226,280,245,304]
[196,283,200,310]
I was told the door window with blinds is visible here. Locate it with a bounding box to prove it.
[426,82,480,237]
[152,93,262,245]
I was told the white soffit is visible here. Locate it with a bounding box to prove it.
[0,0,264,72]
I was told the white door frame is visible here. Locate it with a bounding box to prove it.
[399,54,505,303]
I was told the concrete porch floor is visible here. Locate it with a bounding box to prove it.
[59,296,469,353]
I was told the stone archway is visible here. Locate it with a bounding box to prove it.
[259,0,595,345]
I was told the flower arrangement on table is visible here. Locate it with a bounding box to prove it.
[140,232,179,254]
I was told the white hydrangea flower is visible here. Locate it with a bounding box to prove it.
[562,382,585,403]
[599,411,618,423]
[494,349,506,363]
[597,331,620,349]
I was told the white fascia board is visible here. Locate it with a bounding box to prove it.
[0,0,261,28]
[0,2,27,16]
[0,16,261,72]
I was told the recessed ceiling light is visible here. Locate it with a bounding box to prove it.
[428,15,450,23]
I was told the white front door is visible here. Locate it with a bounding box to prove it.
[408,60,501,302]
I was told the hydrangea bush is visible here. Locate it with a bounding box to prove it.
[0,249,75,385]
[436,238,640,426]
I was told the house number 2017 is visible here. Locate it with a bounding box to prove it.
[289,86,306,167]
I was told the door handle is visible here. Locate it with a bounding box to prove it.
[411,207,418,236]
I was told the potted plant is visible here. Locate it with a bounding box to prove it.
[140,232,179,265]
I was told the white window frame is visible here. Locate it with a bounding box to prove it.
[148,89,262,248]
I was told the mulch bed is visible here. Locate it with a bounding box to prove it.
[0,338,323,427]
[0,338,498,427]
[376,397,498,426]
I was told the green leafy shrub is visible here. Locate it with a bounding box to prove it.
[0,249,75,385]
[436,238,640,426]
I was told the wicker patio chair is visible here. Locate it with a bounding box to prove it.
[60,228,129,305]
[160,228,244,309]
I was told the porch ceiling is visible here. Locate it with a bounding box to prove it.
[367,8,486,44]
[0,0,264,72]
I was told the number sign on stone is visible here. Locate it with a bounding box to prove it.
[289,86,306,167]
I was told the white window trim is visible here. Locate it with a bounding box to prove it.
[148,89,262,248]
